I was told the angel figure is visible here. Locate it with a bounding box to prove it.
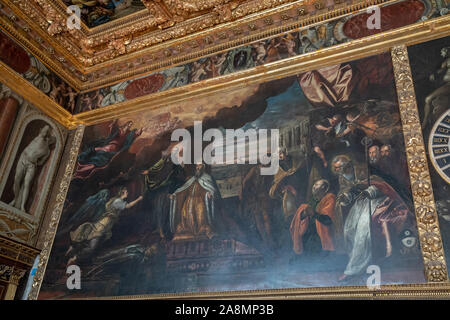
[65,187,143,266]
[252,42,267,65]
[190,61,208,82]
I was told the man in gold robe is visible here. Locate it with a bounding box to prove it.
[169,164,220,241]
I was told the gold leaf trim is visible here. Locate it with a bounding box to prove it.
[0,60,74,129]
[27,125,85,300]
[74,15,450,127]
[391,45,448,282]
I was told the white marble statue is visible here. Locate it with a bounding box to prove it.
[9,125,55,212]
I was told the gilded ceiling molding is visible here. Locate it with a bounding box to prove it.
[27,125,85,301]
[83,0,392,90]
[75,0,446,113]
[0,60,75,129]
[1,13,449,130]
[0,0,411,91]
[2,0,303,68]
[0,0,86,68]
[392,45,448,282]
[0,4,84,88]
[73,14,450,127]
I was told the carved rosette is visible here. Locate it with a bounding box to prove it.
[27,125,85,300]
[391,45,449,282]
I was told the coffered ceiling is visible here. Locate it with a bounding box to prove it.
[0,0,385,92]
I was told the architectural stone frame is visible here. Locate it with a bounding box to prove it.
[0,102,66,244]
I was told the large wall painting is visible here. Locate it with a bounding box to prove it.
[39,51,426,299]
[408,36,450,267]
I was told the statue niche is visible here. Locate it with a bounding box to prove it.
[1,120,56,214]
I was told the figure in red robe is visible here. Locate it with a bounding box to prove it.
[290,179,336,255]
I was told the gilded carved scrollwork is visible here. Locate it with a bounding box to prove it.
[392,45,449,282]
[0,0,350,86]
[9,268,27,285]
[0,264,27,285]
[0,211,37,243]
[5,0,446,93]
[0,235,40,265]
[28,125,85,300]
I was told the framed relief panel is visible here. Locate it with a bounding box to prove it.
[0,85,67,245]
[37,48,439,299]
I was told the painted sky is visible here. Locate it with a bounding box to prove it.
[243,81,312,130]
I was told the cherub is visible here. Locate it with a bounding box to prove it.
[252,41,267,65]
[49,80,63,103]
[63,86,77,113]
[92,90,104,109]
[281,34,297,57]
[80,93,94,112]
[206,53,227,78]
[191,61,207,82]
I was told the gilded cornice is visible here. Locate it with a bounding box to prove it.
[0,59,74,128]
[0,235,40,268]
[1,14,449,129]
[0,0,409,92]
[74,15,450,127]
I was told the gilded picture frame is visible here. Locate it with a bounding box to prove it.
[0,10,448,300]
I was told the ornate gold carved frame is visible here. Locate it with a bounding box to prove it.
[0,0,405,91]
[17,18,450,299]
[1,15,449,129]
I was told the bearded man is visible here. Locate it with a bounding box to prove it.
[331,155,415,281]
[169,164,220,241]
[290,179,336,256]
[141,149,185,240]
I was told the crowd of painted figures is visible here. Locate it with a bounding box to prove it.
[56,57,423,287]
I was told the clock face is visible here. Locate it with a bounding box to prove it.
[428,109,450,184]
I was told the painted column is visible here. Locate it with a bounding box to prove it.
[0,97,19,158]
